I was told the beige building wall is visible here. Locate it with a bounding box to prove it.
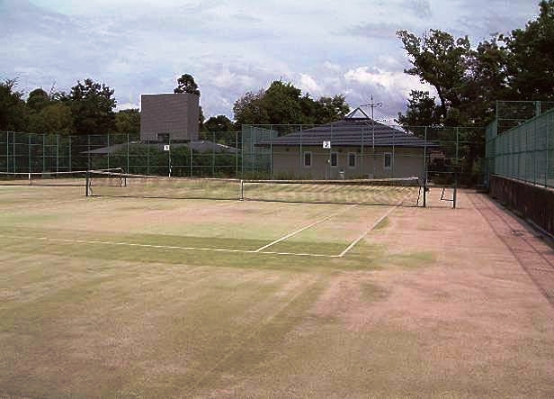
[271,146,425,180]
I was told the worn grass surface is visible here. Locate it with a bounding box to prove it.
[1,186,553,398]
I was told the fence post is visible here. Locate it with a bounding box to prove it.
[42,134,46,173]
[28,134,32,173]
[423,126,427,208]
[235,130,239,178]
[107,133,110,171]
[212,131,215,177]
[69,136,72,172]
[127,133,130,173]
[12,131,16,173]
[453,128,459,209]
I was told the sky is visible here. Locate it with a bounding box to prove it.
[0,0,542,122]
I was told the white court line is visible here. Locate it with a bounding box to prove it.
[0,234,338,258]
[338,204,400,258]
[254,204,358,252]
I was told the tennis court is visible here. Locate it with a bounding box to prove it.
[1,182,553,398]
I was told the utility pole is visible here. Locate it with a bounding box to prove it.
[362,96,382,178]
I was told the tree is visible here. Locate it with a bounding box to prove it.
[115,109,141,138]
[174,74,200,95]
[0,79,28,131]
[28,102,73,135]
[204,115,234,132]
[233,81,350,126]
[64,78,116,135]
[26,88,51,113]
[505,0,554,100]
[397,90,442,130]
[314,95,350,124]
[233,90,270,126]
[397,29,471,125]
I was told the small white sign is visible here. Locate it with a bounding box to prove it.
[323,140,331,149]
[164,144,170,151]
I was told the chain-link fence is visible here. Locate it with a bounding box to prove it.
[0,131,243,178]
[1,124,484,189]
[241,124,484,187]
[486,108,554,189]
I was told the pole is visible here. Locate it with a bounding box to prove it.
[168,136,172,178]
[454,128,459,209]
[28,134,32,173]
[423,127,428,208]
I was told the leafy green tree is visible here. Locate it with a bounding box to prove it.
[233,81,350,126]
[0,79,28,131]
[63,78,117,135]
[505,0,554,100]
[28,102,73,135]
[397,29,471,125]
[26,88,51,113]
[314,95,350,124]
[174,74,200,95]
[397,90,442,129]
[233,89,269,125]
[115,109,140,138]
[204,115,234,132]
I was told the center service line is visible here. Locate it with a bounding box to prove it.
[337,204,399,258]
[254,204,358,252]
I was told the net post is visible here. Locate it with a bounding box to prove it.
[85,170,90,197]
[240,179,244,200]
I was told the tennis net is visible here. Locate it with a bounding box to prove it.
[87,170,423,206]
[0,169,124,187]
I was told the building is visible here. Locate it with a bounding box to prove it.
[256,110,436,180]
[140,93,200,142]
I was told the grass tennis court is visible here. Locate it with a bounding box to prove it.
[1,185,553,398]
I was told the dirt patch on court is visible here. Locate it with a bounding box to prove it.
[310,190,554,390]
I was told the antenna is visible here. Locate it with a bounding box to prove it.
[361,95,383,150]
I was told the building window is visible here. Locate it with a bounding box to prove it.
[330,152,338,167]
[384,152,393,170]
[348,152,356,168]
[304,151,312,167]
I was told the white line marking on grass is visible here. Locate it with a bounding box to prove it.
[0,234,338,258]
[338,204,399,258]
[254,204,358,252]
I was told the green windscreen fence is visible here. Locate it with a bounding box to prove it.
[486,105,554,189]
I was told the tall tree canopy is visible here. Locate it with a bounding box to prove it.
[63,78,117,135]
[115,108,141,137]
[397,0,554,129]
[505,0,554,100]
[0,79,28,131]
[233,81,349,126]
[174,74,200,95]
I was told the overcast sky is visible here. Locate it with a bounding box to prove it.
[0,0,541,122]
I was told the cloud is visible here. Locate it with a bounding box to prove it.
[298,74,322,96]
[1,0,543,122]
[404,0,432,18]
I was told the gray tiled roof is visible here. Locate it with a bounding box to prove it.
[258,118,436,148]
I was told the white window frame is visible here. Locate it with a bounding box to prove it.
[384,152,393,170]
[303,151,312,168]
[330,152,338,168]
[348,152,357,169]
